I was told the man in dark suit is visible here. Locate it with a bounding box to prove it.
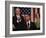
[13,8,26,31]
[24,14,37,30]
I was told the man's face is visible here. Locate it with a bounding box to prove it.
[25,15,30,21]
[15,8,21,15]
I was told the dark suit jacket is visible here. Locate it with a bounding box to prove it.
[13,15,26,31]
[24,22,37,30]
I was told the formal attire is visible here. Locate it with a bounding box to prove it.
[25,20,37,30]
[13,15,26,31]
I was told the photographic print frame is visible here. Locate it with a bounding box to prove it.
[5,1,45,37]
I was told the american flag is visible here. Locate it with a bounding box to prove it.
[14,7,40,22]
[20,7,40,22]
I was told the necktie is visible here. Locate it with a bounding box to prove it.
[27,23,30,30]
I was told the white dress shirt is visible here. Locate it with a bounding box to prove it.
[16,15,21,23]
[26,20,31,29]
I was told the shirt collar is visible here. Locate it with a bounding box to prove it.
[27,20,30,24]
